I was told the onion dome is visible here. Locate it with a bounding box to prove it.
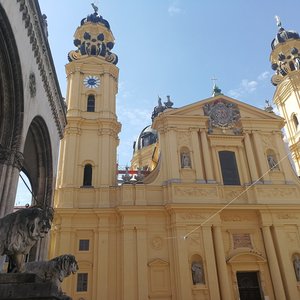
[68,3,118,65]
[212,83,222,97]
[271,16,300,50]
[133,125,158,153]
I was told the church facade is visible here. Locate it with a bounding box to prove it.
[51,7,300,300]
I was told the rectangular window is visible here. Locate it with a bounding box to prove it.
[219,151,240,185]
[79,239,90,251]
[77,273,88,292]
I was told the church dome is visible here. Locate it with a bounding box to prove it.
[133,125,158,153]
[271,17,300,50]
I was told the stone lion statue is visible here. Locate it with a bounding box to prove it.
[24,254,78,299]
[0,206,54,272]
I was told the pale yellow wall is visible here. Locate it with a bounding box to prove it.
[52,16,300,300]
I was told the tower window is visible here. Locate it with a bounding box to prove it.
[83,164,92,186]
[77,273,88,292]
[219,151,240,185]
[79,239,90,251]
[87,95,95,112]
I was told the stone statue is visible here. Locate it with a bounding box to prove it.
[267,154,279,170]
[0,207,54,272]
[191,262,204,284]
[294,256,300,281]
[181,152,191,168]
[91,3,99,14]
[24,254,78,299]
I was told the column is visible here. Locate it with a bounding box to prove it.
[252,131,270,182]
[261,226,286,300]
[172,225,193,300]
[244,132,259,182]
[122,225,138,300]
[212,225,232,300]
[211,146,221,183]
[136,226,149,299]
[237,146,249,184]
[97,225,109,299]
[274,132,293,182]
[190,129,205,182]
[202,225,221,300]
[272,225,299,299]
[200,130,214,183]
[166,128,180,181]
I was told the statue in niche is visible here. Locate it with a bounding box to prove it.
[191,262,204,284]
[294,256,300,281]
[181,152,191,168]
[267,154,279,171]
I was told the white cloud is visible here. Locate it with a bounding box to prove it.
[257,71,270,81]
[168,1,182,16]
[228,71,270,98]
[228,79,258,98]
[241,79,258,93]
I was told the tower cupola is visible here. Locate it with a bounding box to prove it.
[270,16,300,86]
[68,3,118,65]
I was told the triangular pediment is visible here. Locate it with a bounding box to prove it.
[148,258,169,267]
[164,94,283,121]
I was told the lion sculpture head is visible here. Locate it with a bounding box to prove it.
[0,206,54,272]
[24,254,78,295]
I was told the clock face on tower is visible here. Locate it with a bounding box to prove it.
[83,75,100,89]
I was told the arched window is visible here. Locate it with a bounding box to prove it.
[87,95,95,112]
[83,164,92,186]
[293,114,299,130]
[219,151,240,185]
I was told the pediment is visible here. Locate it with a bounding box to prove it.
[148,258,169,267]
[164,95,283,121]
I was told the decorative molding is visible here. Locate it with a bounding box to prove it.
[0,145,24,170]
[174,187,217,198]
[232,233,253,249]
[29,72,36,97]
[151,236,163,250]
[17,0,66,138]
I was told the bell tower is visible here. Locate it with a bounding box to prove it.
[55,4,120,208]
[270,16,300,176]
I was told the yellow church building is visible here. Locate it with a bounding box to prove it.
[50,6,300,300]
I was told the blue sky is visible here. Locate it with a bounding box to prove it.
[15,0,300,204]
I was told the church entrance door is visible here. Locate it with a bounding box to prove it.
[237,271,263,300]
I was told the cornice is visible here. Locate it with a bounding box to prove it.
[17,0,67,138]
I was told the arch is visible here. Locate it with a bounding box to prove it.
[87,94,95,112]
[83,164,93,187]
[219,151,240,185]
[0,5,24,216]
[23,116,53,208]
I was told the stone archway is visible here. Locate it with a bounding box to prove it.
[0,4,24,217]
[23,116,54,261]
[23,116,54,208]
